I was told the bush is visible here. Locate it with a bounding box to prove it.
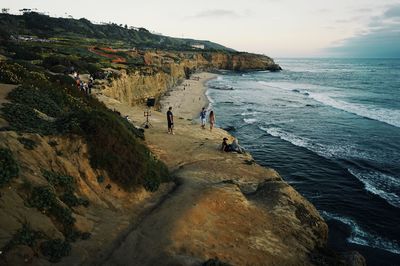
[61,190,89,207]
[50,64,68,73]
[2,103,57,134]
[17,137,37,150]
[29,186,58,210]
[73,109,169,190]
[7,86,63,117]
[4,223,45,251]
[0,148,19,187]
[29,186,76,229]
[40,239,71,263]
[42,170,74,190]
[0,61,26,84]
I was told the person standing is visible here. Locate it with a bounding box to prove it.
[200,107,207,129]
[167,107,174,134]
[209,110,215,132]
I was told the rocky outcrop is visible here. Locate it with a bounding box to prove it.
[99,51,281,106]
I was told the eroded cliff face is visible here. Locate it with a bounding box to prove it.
[0,131,172,265]
[100,51,281,106]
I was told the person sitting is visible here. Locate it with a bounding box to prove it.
[221,137,230,152]
[230,138,245,154]
[221,137,246,154]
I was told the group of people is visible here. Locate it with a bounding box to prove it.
[166,106,245,154]
[73,71,94,95]
[200,107,216,131]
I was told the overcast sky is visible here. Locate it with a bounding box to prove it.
[2,0,400,58]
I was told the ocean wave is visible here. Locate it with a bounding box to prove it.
[258,126,391,162]
[209,85,234,91]
[347,168,400,208]
[308,93,400,128]
[322,211,400,254]
[244,118,257,124]
[260,126,312,149]
[241,111,260,116]
[256,81,400,128]
[205,90,214,104]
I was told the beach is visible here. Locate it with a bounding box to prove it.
[160,72,217,120]
[95,72,328,265]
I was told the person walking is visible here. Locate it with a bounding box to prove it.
[200,107,207,129]
[209,110,215,131]
[167,107,174,134]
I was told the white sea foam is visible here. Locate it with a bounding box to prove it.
[256,81,400,128]
[259,126,400,207]
[241,111,260,116]
[261,127,311,149]
[322,211,400,255]
[308,92,400,128]
[347,168,400,208]
[243,118,257,124]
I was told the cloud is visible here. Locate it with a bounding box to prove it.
[325,5,400,58]
[190,9,240,19]
[384,5,400,18]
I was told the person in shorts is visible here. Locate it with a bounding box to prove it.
[200,107,207,129]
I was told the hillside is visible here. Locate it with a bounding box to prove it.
[0,12,234,52]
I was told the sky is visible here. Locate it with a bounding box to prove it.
[2,0,400,58]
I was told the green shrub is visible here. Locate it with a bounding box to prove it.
[50,64,68,73]
[40,239,71,263]
[29,186,76,228]
[61,190,89,207]
[4,223,45,251]
[7,86,62,117]
[73,109,169,190]
[0,61,26,84]
[42,170,74,189]
[2,103,57,134]
[29,186,57,210]
[0,148,19,186]
[17,137,37,150]
[97,175,105,183]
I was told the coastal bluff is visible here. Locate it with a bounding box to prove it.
[94,69,364,265]
[99,51,281,106]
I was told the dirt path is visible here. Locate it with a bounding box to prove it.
[95,75,327,265]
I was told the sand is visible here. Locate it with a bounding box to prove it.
[160,72,217,120]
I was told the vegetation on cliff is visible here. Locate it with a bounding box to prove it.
[0,148,19,187]
[0,60,170,190]
[0,12,233,52]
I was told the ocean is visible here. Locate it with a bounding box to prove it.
[205,58,400,265]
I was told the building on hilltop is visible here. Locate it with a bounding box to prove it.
[191,44,205,50]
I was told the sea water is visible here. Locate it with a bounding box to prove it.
[206,58,400,265]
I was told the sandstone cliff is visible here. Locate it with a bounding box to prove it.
[100,51,281,106]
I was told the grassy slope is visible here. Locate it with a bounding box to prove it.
[0,12,234,51]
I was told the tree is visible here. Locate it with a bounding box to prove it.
[1,8,9,14]
[19,8,32,14]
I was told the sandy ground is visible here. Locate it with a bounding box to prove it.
[160,73,217,120]
[95,73,326,265]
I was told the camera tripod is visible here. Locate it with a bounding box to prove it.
[142,108,153,128]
